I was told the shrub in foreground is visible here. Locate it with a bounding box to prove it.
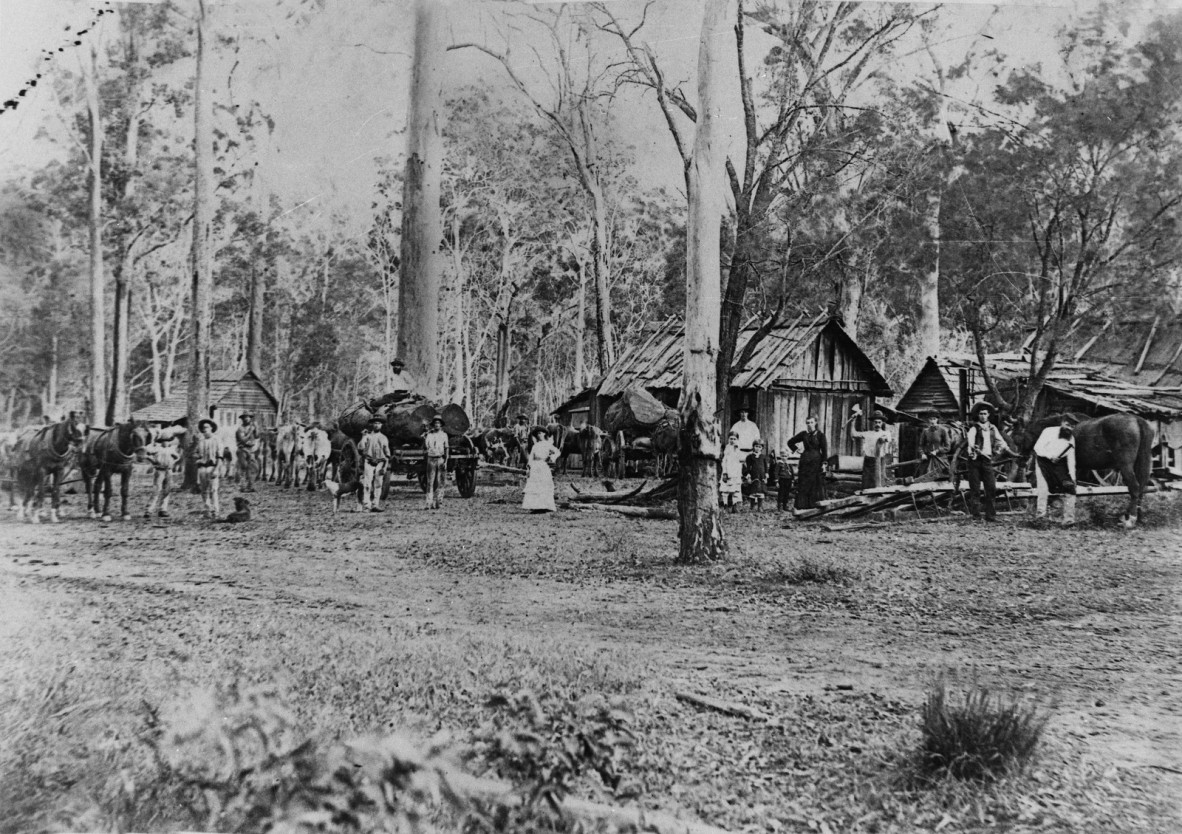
[915,683,1048,783]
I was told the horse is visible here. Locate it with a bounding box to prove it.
[548,423,578,474]
[79,420,153,521]
[13,413,86,523]
[2,425,39,510]
[472,428,510,465]
[258,426,278,482]
[1013,412,1154,528]
[577,424,607,477]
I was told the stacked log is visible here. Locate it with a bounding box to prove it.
[338,396,471,444]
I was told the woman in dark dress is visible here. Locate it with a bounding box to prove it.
[786,415,828,510]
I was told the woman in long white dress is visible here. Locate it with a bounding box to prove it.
[522,427,560,513]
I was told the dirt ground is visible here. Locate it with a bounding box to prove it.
[1,468,1181,832]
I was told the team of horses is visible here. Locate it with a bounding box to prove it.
[0,408,1159,527]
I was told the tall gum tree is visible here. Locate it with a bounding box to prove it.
[678,0,735,564]
[400,0,448,401]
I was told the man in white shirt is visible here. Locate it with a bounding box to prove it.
[424,415,450,510]
[1033,413,1079,525]
[357,417,390,512]
[730,408,761,453]
[847,406,894,489]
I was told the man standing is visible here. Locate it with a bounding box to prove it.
[235,413,260,492]
[918,411,952,477]
[357,417,390,512]
[730,407,761,453]
[847,406,894,490]
[1034,414,1079,526]
[424,415,449,510]
[512,414,531,468]
[194,418,222,520]
[963,401,1014,521]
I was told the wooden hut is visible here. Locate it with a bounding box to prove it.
[594,312,892,456]
[550,385,598,429]
[130,370,279,429]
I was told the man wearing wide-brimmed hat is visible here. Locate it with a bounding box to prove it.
[194,418,222,519]
[963,401,1014,521]
[235,413,260,493]
[1033,413,1080,525]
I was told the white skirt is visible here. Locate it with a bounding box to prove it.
[522,459,556,511]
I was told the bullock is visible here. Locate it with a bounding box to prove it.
[301,424,332,491]
[275,424,304,487]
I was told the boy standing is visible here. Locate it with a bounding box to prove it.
[424,416,449,510]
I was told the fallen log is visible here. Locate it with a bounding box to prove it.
[566,503,678,520]
[567,480,648,503]
[674,691,769,722]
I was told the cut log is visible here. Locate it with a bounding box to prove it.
[815,495,868,511]
[604,385,672,433]
[674,691,769,721]
[566,503,678,519]
[567,481,649,503]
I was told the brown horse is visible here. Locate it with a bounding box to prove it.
[79,420,152,521]
[14,413,85,523]
[1013,412,1154,527]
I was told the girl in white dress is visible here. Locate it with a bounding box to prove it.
[719,430,744,513]
[522,427,560,513]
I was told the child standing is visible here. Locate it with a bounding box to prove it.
[719,431,744,513]
[743,440,768,510]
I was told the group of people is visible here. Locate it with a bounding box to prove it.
[189,412,262,519]
[711,400,1080,525]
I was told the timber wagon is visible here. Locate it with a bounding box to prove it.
[336,396,479,499]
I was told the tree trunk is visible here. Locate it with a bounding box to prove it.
[494,320,510,415]
[840,251,869,340]
[589,182,615,373]
[84,43,105,426]
[918,190,941,359]
[678,0,733,564]
[715,228,752,423]
[574,256,587,390]
[106,258,131,423]
[48,333,59,415]
[247,257,265,377]
[398,0,447,401]
[185,0,214,488]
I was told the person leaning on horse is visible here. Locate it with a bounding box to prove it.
[235,413,260,492]
[961,401,1014,522]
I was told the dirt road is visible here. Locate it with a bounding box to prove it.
[2,471,1180,831]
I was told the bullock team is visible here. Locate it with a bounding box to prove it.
[0,410,637,524]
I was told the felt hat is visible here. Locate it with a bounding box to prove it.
[368,417,384,427]
[1058,413,1081,425]
[516,414,528,420]
[430,415,444,426]
[922,409,940,419]
[969,401,994,419]
[198,418,218,433]
[872,410,887,422]
[239,413,253,420]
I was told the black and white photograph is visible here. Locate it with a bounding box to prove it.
[1,0,1180,830]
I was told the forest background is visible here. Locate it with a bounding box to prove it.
[2,0,1181,428]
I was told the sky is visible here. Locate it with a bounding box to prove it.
[2,0,1180,231]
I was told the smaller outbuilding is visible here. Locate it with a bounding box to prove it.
[130,370,279,429]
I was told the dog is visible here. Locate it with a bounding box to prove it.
[324,478,364,513]
[221,496,252,523]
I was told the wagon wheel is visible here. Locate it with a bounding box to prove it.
[455,464,477,498]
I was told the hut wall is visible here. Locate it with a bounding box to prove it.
[211,379,278,428]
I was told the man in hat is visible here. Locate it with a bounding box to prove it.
[194,418,223,519]
[389,358,415,397]
[512,414,531,468]
[847,405,894,490]
[730,407,761,454]
[963,401,1014,521]
[918,411,952,477]
[424,415,449,510]
[356,417,390,512]
[235,413,260,492]
[1033,413,1079,525]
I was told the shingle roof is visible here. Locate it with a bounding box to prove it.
[598,312,891,397]
[131,370,277,423]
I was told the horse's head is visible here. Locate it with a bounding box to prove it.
[129,420,152,462]
[65,412,85,448]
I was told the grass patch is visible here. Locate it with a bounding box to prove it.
[910,682,1048,783]
[774,557,857,586]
